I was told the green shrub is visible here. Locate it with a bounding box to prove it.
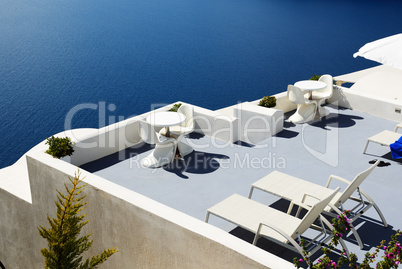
[169,103,182,112]
[310,74,336,84]
[45,136,75,159]
[309,74,321,81]
[258,96,276,108]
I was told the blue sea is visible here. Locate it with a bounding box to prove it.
[1,0,402,168]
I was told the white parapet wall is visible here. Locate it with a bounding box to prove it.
[328,86,402,122]
[69,117,144,167]
[217,102,284,144]
[192,104,239,143]
[0,150,293,268]
[68,102,240,167]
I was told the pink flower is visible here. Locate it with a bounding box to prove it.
[395,261,400,265]
[299,258,303,262]
[388,252,395,259]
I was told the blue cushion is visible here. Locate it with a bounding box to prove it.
[390,136,402,159]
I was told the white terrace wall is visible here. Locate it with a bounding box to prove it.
[0,152,293,268]
[328,86,402,122]
[68,102,240,167]
[192,104,239,143]
[216,102,284,144]
[69,116,143,167]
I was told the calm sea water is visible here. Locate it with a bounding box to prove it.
[1,0,402,168]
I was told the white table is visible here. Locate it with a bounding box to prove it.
[295,80,329,117]
[141,112,187,168]
[294,80,326,100]
[146,112,186,137]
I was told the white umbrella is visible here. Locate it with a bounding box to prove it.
[353,33,402,70]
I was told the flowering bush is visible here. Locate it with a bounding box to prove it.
[294,211,402,269]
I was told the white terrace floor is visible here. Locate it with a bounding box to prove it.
[81,105,402,265]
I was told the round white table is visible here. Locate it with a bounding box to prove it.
[294,80,326,99]
[146,112,186,137]
[295,80,330,117]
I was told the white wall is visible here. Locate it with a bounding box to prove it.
[217,102,284,144]
[192,104,239,143]
[68,102,241,167]
[0,151,293,268]
[328,86,402,122]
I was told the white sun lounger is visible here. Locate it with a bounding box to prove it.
[363,130,402,154]
[248,161,386,250]
[205,188,349,259]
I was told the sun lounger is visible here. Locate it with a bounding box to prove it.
[363,123,402,155]
[363,130,402,154]
[248,161,386,249]
[205,188,349,259]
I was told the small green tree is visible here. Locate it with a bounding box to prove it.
[38,172,118,269]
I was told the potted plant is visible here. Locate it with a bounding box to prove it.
[309,74,321,81]
[169,103,182,112]
[45,136,75,159]
[258,96,276,108]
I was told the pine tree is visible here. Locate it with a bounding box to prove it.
[38,172,118,269]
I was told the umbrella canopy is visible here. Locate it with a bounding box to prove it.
[353,33,402,70]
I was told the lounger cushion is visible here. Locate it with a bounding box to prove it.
[390,136,402,159]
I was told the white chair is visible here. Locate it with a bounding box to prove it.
[206,188,349,260]
[169,104,195,157]
[170,104,194,135]
[287,85,317,124]
[139,120,177,168]
[312,74,333,117]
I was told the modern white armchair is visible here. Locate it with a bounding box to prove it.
[287,85,317,124]
[139,120,177,168]
[312,74,333,117]
[169,104,195,158]
[170,104,194,135]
